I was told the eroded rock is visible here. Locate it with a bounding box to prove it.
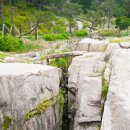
[68,52,106,130]
[76,38,109,52]
[0,63,61,130]
[101,49,130,130]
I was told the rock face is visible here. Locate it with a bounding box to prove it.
[76,21,83,30]
[101,49,130,130]
[76,38,109,52]
[69,37,130,130]
[68,53,106,130]
[0,63,61,130]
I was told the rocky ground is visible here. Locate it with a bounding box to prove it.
[68,37,130,130]
[0,38,81,64]
[0,36,130,130]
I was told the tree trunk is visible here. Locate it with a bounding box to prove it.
[102,16,105,31]
[118,28,121,37]
[35,22,39,40]
[69,22,72,34]
[107,8,111,30]
[89,21,94,38]
[0,0,4,34]
[19,27,22,35]
[0,0,2,19]
[41,51,85,64]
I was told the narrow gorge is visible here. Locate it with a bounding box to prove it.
[0,38,130,130]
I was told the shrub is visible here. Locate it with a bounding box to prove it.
[44,33,69,41]
[102,77,109,100]
[120,30,129,37]
[0,35,23,52]
[50,57,70,72]
[0,35,41,52]
[100,29,119,37]
[74,30,88,37]
[0,53,8,58]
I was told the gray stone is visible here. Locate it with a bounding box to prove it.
[68,52,105,130]
[0,63,61,130]
[101,49,130,130]
[105,43,121,57]
[76,38,109,52]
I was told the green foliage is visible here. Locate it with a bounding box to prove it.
[102,77,109,100]
[0,35,41,52]
[62,2,83,19]
[50,57,70,72]
[74,30,88,37]
[18,43,41,53]
[25,97,56,122]
[59,89,64,114]
[14,15,28,27]
[113,7,127,17]
[86,10,104,35]
[100,29,119,37]
[36,98,54,113]
[0,35,23,52]
[44,33,69,41]
[116,16,130,31]
[0,53,8,58]
[2,116,12,130]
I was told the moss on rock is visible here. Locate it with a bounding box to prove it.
[24,96,57,123]
[2,115,12,130]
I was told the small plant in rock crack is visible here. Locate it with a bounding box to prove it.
[102,77,109,100]
[2,115,12,130]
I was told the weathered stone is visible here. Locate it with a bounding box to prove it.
[101,49,130,130]
[104,63,111,84]
[26,52,40,58]
[68,52,105,130]
[77,77,102,123]
[120,42,130,48]
[76,21,83,30]
[76,38,109,52]
[105,43,120,57]
[0,63,61,130]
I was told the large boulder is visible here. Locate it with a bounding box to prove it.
[76,38,109,52]
[101,49,130,130]
[0,63,61,130]
[68,52,106,130]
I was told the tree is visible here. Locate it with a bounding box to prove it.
[62,2,83,33]
[124,0,130,17]
[115,16,130,36]
[101,0,116,30]
[86,10,104,37]
[0,0,4,35]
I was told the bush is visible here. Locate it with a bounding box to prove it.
[74,30,88,37]
[0,35,41,52]
[44,33,69,41]
[120,30,129,37]
[0,35,23,52]
[100,29,119,37]
[50,57,70,71]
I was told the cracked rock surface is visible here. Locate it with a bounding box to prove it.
[68,38,130,130]
[0,63,61,130]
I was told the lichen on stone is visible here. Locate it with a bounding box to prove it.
[2,115,12,130]
[24,96,57,123]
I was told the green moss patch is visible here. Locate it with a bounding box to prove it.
[2,116,12,130]
[24,96,57,122]
[0,53,8,59]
